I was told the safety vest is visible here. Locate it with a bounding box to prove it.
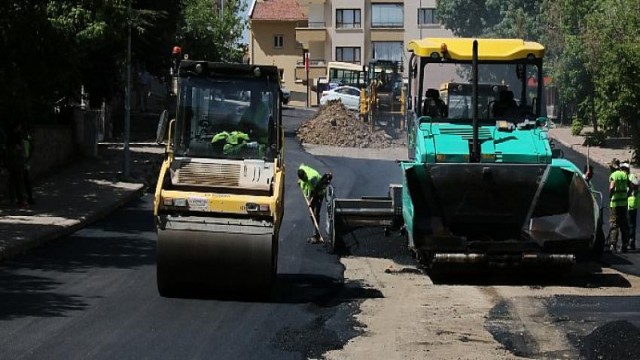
[298,164,322,198]
[629,192,639,210]
[629,174,639,210]
[610,170,628,208]
[211,131,251,155]
[22,134,32,160]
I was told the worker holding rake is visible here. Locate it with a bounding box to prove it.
[297,164,332,244]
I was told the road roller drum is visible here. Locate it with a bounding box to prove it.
[156,216,277,297]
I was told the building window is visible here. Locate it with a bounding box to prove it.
[418,8,437,25]
[372,42,403,62]
[336,47,361,63]
[274,35,283,48]
[371,4,403,28]
[336,9,361,29]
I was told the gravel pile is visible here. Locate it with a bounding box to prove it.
[579,320,640,360]
[297,101,404,149]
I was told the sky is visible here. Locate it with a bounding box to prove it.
[242,0,250,44]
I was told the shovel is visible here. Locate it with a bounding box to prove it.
[303,193,325,244]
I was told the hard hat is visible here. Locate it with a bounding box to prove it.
[621,162,630,169]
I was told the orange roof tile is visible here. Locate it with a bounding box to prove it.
[251,0,306,21]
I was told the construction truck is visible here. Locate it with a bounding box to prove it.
[154,56,285,296]
[328,38,604,271]
[361,59,405,129]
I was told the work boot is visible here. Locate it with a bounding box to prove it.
[608,244,617,253]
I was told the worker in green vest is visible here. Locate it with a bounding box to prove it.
[22,125,35,205]
[211,130,263,156]
[628,172,639,251]
[297,163,332,244]
[607,159,630,253]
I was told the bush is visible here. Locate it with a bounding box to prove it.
[583,131,606,146]
[571,117,584,136]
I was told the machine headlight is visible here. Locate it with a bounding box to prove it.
[162,198,187,207]
[173,198,187,207]
[246,203,270,213]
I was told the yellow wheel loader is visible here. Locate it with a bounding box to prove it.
[153,60,284,297]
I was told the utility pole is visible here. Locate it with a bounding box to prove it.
[304,50,309,107]
[419,0,423,39]
[123,0,132,179]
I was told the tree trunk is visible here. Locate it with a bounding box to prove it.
[590,93,599,133]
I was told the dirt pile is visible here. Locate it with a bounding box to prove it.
[297,101,404,148]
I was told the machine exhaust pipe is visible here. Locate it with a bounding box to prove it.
[470,39,480,163]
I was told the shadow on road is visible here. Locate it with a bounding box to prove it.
[0,271,89,320]
[271,274,383,307]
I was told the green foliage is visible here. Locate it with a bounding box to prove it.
[571,117,584,136]
[436,0,542,40]
[584,0,640,141]
[0,0,180,124]
[179,0,247,62]
[0,1,73,122]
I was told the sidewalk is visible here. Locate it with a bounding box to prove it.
[547,125,637,173]
[0,144,163,261]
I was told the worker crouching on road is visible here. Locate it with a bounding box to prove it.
[628,172,639,251]
[608,159,630,253]
[297,164,332,244]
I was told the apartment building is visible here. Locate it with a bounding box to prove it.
[249,0,454,106]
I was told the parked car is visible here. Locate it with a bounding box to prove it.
[319,86,361,111]
[281,87,290,105]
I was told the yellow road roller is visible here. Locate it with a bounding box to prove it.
[153,60,284,296]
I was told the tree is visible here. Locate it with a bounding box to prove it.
[436,0,542,40]
[583,0,640,151]
[0,1,74,122]
[47,0,179,107]
[178,0,247,62]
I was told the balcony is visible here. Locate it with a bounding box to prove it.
[296,22,327,48]
[295,59,327,84]
[370,27,405,41]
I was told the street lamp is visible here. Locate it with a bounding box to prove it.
[123,0,132,179]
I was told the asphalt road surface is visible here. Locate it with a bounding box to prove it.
[1,109,640,359]
[0,108,395,359]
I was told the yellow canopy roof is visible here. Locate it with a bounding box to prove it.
[407,38,545,61]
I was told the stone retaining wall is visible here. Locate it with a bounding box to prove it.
[30,125,76,180]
